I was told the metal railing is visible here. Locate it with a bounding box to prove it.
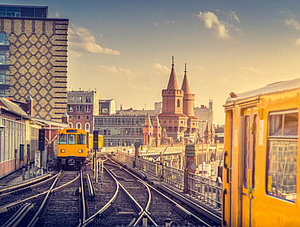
[188,173,222,210]
[115,151,222,214]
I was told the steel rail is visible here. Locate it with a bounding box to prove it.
[109,158,212,227]
[27,171,62,227]
[79,169,86,225]
[0,171,79,215]
[0,173,58,199]
[108,163,158,226]
[2,203,34,227]
[0,174,52,195]
[80,166,119,227]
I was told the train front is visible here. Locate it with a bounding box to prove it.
[57,129,88,168]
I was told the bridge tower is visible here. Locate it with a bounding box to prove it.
[153,115,162,147]
[143,114,153,145]
[159,56,187,141]
[181,64,198,140]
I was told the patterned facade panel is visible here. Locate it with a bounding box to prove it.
[1,18,68,122]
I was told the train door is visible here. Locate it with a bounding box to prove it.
[241,107,257,227]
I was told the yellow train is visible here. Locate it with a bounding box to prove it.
[57,128,88,168]
[223,78,300,226]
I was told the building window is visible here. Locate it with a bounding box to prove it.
[85,123,90,132]
[76,122,82,129]
[85,105,91,113]
[69,122,73,128]
[69,116,72,120]
[86,115,90,121]
[0,55,5,65]
[76,105,82,112]
[77,115,81,120]
[78,96,82,103]
[266,110,298,203]
[0,33,5,45]
[86,96,91,103]
[177,99,180,107]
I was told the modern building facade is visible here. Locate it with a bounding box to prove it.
[194,99,213,137]
[94,114,156,147]
[158,58,198,142]
[67,90,98,134]
[0,4,69,121]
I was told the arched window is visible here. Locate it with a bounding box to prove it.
[85,123,90,132]
[69,122,73,128]
[76,122,82,129]
[177,99,180,107]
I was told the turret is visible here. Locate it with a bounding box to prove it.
[143,114,153,145]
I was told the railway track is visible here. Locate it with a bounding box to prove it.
[0,170,83,227]
[81,158,214,226]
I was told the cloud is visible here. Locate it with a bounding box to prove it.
[69,25,120,57]
[197,11,229,39]
[153,63,170,73]
[229,11,240,23]
[154,22,159,27]
[284,17,300,31]
[99,65,132,76]
[295,38,300,45]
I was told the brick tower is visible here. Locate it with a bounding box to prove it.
[143,114,153,145]
[159,57,187,141]
[153,115,162,147]
[182,64,198,139]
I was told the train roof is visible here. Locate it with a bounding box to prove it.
[226,77,300,104]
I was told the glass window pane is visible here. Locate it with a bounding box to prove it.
[68,134,75,145]
[283,112,298,136]
[0,55,5,64]
[266,140,297,202]
[77,134,86,145]
[253,115,257,189]
[0,33,6,45]
[269,115,282,136]
[58,134,67,144]
[243,115,250,188]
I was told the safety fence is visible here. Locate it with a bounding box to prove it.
[115,151,222,214]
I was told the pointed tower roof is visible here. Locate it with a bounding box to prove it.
[181,63,191,94]
[167,56,179,90]
[144,114,152,127]
[153,115,161,128]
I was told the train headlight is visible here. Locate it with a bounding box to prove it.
[60,149,65,153]
[78,149,83,153]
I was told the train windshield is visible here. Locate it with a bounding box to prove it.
[77,134,86,145]
[68,134,76,145]
[58,134,67,144]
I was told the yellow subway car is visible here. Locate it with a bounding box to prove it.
[223,78,300,226]
[57,128,88,168]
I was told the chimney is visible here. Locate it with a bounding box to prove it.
[26,96,33,116]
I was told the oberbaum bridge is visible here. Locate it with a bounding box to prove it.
[0,54,224,225]
[101,59,224,224]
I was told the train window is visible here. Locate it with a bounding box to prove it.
[253,115,257,189]
[243,115,250,188]
[77,134,86,145]
[58,134,67,144]
[266,110,298,202]
[68,134,76,145]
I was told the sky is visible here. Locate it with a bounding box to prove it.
[4,0,300,124]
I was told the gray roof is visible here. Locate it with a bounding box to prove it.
[1,98,28,116]
[226,77,300,104]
